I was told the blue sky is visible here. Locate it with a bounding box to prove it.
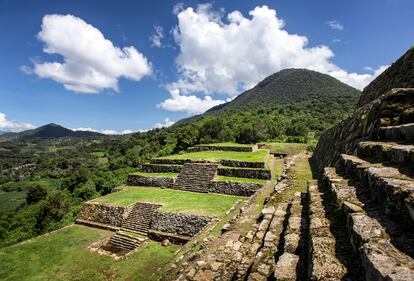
[0,0,413,133]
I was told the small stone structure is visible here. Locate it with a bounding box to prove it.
[217,167,271,180]
[77,201,133,228]
[151,211,212,237]
[127,174,174,188]
[219,159,265,168]
[207,181,262,196]
[174,162,218,193]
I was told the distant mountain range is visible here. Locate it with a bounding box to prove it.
[0,123,105,141]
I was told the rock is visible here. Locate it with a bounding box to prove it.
[261,206,275,215]
[194,270,213,281]
[221,223,231,233]
[284,233,300,254]
[210,261,222,271]
[274,253,299,280]
[162,239,171,246]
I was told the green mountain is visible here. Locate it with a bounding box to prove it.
[0,123,104,141]
[175,69,360,143]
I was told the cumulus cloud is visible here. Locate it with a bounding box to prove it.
[72,127,133,135]
[150,25,164,47]
[158,89,225,114]
[0,112,36,132]
[164,4,385,104]
[154,118,175,128]
[327,20,344,30]
[30,14,151,93]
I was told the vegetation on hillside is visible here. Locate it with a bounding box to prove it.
[0,69,359,247]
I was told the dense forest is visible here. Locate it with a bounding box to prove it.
[0,69,360,247]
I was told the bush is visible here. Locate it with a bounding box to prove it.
[26,185,47,205]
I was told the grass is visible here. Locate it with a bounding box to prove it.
[0,191,26,213]
[94,186,245,217]
[0,178,61,213]
[160,150,268,162]
[0,224,179,281]
[274,158,283,179]
[261,142,309,156]
[215,176,266,184]
[197,142,252,147]
[130,172,178,178]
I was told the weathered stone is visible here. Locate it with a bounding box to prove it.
[362,240,414,281]
[274,253,299,281]
[161,239,171,246]
[151,211,211,237]
[284,233,300,254]
[309,237,347,280]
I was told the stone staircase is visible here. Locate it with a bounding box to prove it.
[174,163,218,193]
[106,230,145,252]
[121,202,161,235]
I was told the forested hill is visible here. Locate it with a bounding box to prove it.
[0,123,104,141]
[175,69,360,143]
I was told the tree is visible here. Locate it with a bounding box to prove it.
[26,185,47,205]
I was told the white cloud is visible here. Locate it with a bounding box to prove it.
[327,20,344,30]
[165,5,384,102]
[0,112,36,132]
[30,14,151,93]
[154,118,175,128]
[330,38,341,44]
[72,127,133,135]
[150,25,164,47]
[158,89,225,114]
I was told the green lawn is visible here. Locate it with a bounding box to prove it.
[159,150,267,162]
[197,142,252,147]
[0,224,179,281]
[130,172,178,178]
[94,186,245,217]
[215,176,266,184]
[261,142,310,156]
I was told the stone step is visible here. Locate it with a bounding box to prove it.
[174,163,218,193]
[358,141,414,165]
[107,232,143,251]
[323,168,414,280]
[243,203,288,280]
[379,123,414,141]
[338,154,414,226]
[307,180,353,280]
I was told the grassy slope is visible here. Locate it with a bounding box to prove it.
[197,142,252,147]
[0,178,61,213]
[0,225,178,281]
[130,172,178,178]
[160,150,267,162]
[94,186,245,217]
[215,176,266,184]
[262,142,309,156]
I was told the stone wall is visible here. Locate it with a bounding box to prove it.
[358,48,414,107]
[142,164,183,173]
[78,201,132,227]
[218,167,271,180]
[150,158,190,165]
[220,159,265,169]
[127,174,174,188]
[311,88,414,176]
[151,211,212,237]
[207,181,262,196]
